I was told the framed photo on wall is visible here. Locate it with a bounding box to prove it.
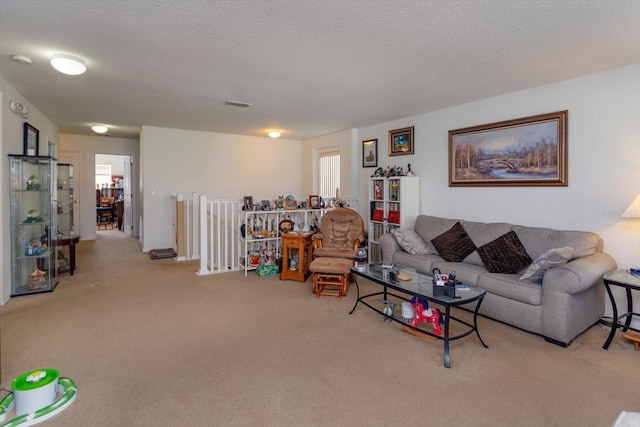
[362,139,378,167]
[23,123,39,156]
[388,126,414,156]
[448,110,568,187]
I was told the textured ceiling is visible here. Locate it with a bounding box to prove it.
[1,0,640,140]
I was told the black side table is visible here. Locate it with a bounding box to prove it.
[602,269,640,349]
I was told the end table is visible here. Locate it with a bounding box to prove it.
[602,269,640,349]
[280,231,314,282]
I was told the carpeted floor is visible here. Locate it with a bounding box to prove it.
[1,230,639,426]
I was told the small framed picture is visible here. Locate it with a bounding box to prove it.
[24,123,39,156]
[285,199,298,210]
[389,126,414,156]
[309,195,320,209]
[243,196,253,211]
[362,138,378,167]
[261,200,271,211]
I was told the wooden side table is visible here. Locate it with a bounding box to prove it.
[602,269,640,349]
[53,235,81,276]
[280,231,314,282]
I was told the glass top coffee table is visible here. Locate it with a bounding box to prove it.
[350,263,488,368]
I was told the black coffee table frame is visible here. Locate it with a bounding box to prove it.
[349,263,488,368]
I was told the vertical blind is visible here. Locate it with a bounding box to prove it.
[319,150,340,199]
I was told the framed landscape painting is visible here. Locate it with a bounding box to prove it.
[448,111,568,187]
[362,139,377,167]
[389,126,414,156]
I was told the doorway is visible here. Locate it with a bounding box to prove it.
[95,154,133,236]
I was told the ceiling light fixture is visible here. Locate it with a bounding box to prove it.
[50,54,86,75]
[12,55,32,64]
[268,130,282,138]
[91,124,109,134]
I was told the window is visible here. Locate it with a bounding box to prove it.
[95,163,112,188]
[318,149,340,200]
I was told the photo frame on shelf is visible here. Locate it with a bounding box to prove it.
[285,199,298,210]
[261,200,271,211]
[23,123,39,156]
[388,126,414,156]
[362,138,378,167]
[448,110,568,187]
[243,196,253,211]
[309,195,320,209]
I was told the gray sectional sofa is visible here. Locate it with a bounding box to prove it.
[379,215,617,346]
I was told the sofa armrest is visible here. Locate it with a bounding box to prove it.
[379,233,401,264]
[543,252,617,295]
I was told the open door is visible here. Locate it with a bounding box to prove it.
[122,156,133,236]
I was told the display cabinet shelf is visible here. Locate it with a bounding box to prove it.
[9,155,59,296]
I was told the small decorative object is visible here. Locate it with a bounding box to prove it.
[26,175,41,191]
[362,138,378,168]
[401,301,414,323]
[261,200,271,211]
[26,267,47,290]
[390,180,399,200]
[242,196,253,211]
[285,199,297,210]
[309,195,320,209]
[23,123,39,156]
[289,256,299,271]
[354,246,367,270]
[406,164,415,177]
[334,188,348,208]
[275,196,285,210]
[24,238,46,256]
[24,209,44,223]
[389,126,414,156]
[278,219,293,234]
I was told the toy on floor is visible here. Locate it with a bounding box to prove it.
[411,296,444,336]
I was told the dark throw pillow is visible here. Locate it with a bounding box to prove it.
[477,231,532,274]
[430,221,477,262]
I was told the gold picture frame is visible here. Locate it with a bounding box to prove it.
[389,126,414,156]
[449,110,568,187]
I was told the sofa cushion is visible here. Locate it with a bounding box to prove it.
[461,221,514,267]
[511,225,600,259]
[430,221,477,262]
[519,247,575,282]
[391,229,431,255]
[477,231,532,273]
[414,215,461,254]
[477,273,542,305]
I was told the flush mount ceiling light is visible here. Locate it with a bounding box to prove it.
[50,54,86,75]
[268,130,282,138]
[12,55,32,64]
[91,124,109,134]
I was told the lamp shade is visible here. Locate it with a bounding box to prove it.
[622,194,640,218]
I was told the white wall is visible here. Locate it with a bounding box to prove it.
[59,134,140,241]
[96,154,126,176]
[140,126,303,252]
[1,74,60,304]
[354,62,640,319]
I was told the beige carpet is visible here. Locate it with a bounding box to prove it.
[1,230,639,426]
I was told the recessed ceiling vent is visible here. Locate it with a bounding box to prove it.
[225,100,252,108]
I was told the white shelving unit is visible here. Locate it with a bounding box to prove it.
[239,208,331,276]
[368,176,419,262]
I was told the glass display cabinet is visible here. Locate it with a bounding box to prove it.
[9,155,59,296]
[56,163,74,235]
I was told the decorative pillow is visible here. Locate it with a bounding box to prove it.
[391,229,431,255]
[430,222,477,262]
[519,247,575,282]
[477,231,532,274]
